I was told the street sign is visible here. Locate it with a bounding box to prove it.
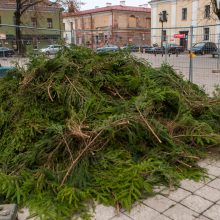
[174,34,185,39]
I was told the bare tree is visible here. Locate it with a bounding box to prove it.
[211,0,220,20]
[14,0,80,54]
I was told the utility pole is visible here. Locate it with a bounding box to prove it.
[189,26,193,82]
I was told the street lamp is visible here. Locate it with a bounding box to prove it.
[159,11,168,47]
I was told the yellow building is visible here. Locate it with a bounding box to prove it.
[0,0,62,49]
[149,0,219,48]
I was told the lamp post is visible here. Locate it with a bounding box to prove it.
[159,11,168,47]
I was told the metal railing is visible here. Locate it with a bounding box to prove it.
[0,23,220,95]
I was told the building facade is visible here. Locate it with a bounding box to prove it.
[150,0,219,48]
[0,0,62,49]
[63,2,151,48]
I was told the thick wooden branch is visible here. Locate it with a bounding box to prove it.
[211,0,220,20]
[21,0,45,15]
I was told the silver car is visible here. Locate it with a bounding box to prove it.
[39,44,63,55]
[96,44,119,53]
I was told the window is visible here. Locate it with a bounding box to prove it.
[204,27,209,41]
[105,35,108,43]
[146,18,151,27]
[31,17,37,27]
[47,18,53,28]
[205,5,210,18]
[182,8,187,20]
[95,35,99,44]
[129,15,136,28]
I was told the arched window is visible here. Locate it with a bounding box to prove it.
[146,17,151,28]
[129,15,136,28]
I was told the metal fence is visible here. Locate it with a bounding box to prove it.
[140,24,220,95]
[1,23,220,95]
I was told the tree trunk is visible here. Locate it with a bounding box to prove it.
[15,0,24,55]
[211,0,220,20]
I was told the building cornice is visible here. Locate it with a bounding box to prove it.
[63,5,150,18]
[149,0,176,6]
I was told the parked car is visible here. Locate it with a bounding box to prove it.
[121,44,140,52]
[0,65,15,78]
[0,47,15,57]
[163,43,185,54]
[191,42,217,55]
[140,45,154,53]
[147,46,165,54]
[146,43,184,54]
[96,44,119,53]
[39,44,63,55]
[212,48,220,58]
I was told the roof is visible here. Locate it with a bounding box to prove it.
[63,5,151,17]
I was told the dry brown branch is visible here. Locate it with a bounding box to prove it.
[137,108,162,144]
[62,136,74,162]
[173,134,218,138]
[47,81,54,102]
[20,74,34,87]
[65,75,85,100]
[112,87,124,100]
[67,120,91,139]
[176,159,192,168]
[111,119,130,126]
[211,0,220,20]
[61,129,103,185]
[46,141,63,169]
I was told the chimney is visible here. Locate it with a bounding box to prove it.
[120,1,125,6]
[106,2,112,7]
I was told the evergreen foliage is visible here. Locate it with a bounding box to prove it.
[0,47,220,219]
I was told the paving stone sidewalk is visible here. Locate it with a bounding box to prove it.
[18,158,220,220]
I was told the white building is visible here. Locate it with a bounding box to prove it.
[149,0,220,48]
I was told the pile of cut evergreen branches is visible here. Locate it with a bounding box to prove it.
[0,47,220,219]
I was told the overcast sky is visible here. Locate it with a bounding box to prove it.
[81,0,150,10]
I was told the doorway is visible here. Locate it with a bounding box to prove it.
[179,31,189,49]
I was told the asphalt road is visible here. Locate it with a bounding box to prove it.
[135,52,220,95]
[0,57,28,69]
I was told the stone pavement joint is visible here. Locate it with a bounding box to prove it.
[109,213,133,220]
[204,165,220,177]
[123,204,161,220]
[163,204,198,220]
[166,188,192,202]
[203,204,220,220]
[195,215,211,220]
[207,177,220,190]
[194,185,220,202]
[180,195,213,214]
[142,195,176,213]
[180,179,204,192]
